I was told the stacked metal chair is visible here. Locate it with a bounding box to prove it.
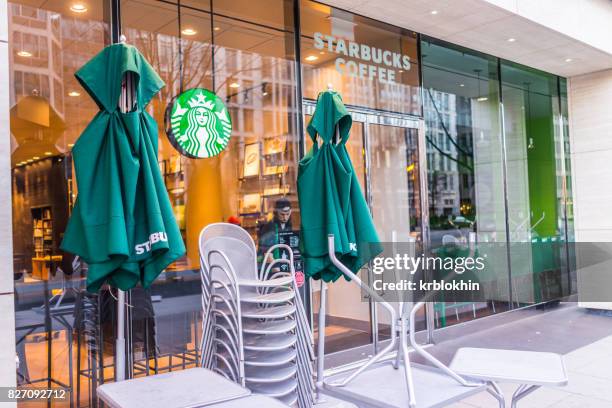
[199,223,315,408]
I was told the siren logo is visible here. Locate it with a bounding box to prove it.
[166,88,232,158]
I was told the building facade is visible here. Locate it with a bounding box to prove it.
[1,0,612,406]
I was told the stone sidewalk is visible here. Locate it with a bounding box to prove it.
[445,307,612,407]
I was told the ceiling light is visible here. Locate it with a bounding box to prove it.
[459,83,465,87]
[33,156,40,160]
[229,82,240,88]
[70,3,88,13]
[17,50,32,57]
[507,38,516,42]
[68,91,81,97]
[565,58,573,62]
[213,26,221,31]
[305,55,318,62]
[430,10,438,15]
[181,28,197,36]
[45,151,53,156]
[477,96,489,102]
[27,159,33,163]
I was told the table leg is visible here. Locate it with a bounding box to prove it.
[486,381,505,408]
[511,384,540,408]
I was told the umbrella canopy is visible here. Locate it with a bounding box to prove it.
[61,43,185,292]
[298,90,382,282]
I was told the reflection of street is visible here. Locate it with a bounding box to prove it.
[429,228,472,248]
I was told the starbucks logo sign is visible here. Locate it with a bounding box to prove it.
[165,88,232,158]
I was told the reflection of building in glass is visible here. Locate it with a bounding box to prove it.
[9,4,106,276]
[9,3,106,154]
[425,89,461,217]
[9,4,62,113]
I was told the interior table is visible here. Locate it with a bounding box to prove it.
[449,347,568,407]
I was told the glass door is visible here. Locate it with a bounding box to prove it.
[304,113,373,357]
[303,101,424,362]
[366,123,426,343]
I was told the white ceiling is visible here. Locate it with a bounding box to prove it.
[320,0,612,78]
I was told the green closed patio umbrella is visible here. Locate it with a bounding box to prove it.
[61,41,185,380]
[61,42,185,292]
[297,89,382,282]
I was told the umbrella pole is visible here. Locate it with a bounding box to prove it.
[116,289,126,381]
[115,34,130,383]
[315,280,327,402]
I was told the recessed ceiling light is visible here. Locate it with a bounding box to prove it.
[70,3,88,13]
[459,83,465,87]
[68,91,81,97]
[305,55,318,62]
[33,156,40,160]
[45,151,53,156]
[565,58,573,62]
[17,50,32,57]
[27,159,33,163]
[181,28,197,36]
[477,96,489,102]
[507,38,516,42]
[229,82,240,88]
[213,26,221,31]
[430,10,438,15]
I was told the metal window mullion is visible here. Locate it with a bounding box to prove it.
[362,116,379,353]
[497,61,514,309]
[416,119,434,343]
[107,0,121,44]
[556,78,572,293]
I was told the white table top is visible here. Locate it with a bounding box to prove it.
[450,347,568,386]
[97,368,250,408]
[210,395,289,408]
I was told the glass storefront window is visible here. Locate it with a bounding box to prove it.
[300,0,420,115]
[501,61,573,305]
[421,37,511,328]
[119,0,299,379]
[9,1,109,404]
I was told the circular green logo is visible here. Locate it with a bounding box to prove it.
[165,88,232,158]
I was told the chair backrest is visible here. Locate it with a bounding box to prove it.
[199,222,258,282]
